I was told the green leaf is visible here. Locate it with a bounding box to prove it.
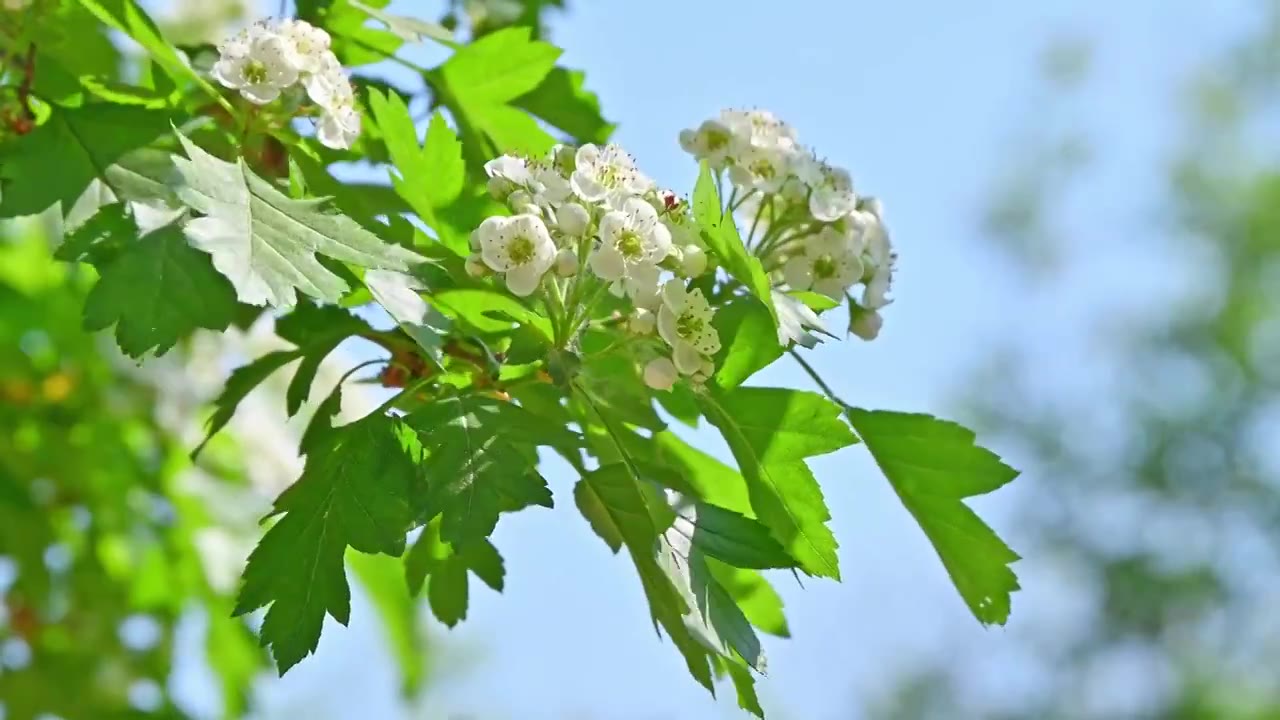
[727,661,765,718]
[435,27,561,156]
[692,162,777,325]
[660,495,767,672]
[234,413,417,673]
[706,562,790,638]
[0,104,169,217]
[701,387,857,579]
[440,27,561,106]
[406,395,576,544]
[195,350,302,457]
[348,551,427,694]
[272,301,376,417]
[367,92,467,252]
[364,270,450,364]
[430,288,553,343]
[75,0,195,87]
[846,409,1021,625]
[405,520,505,629]
[713,298,783,390]
[514,67,615,145]
[576,464,715,691]
[648,431,753,516]
[348,0,455,46]
[171,129,425,307]
[83,220,237,358]
[673,501,796,570]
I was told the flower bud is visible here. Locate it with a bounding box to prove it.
[643,357,678,391]
[487,176,513,200]
[680,245,708,277]
[508,189,533,211]
[465,253,490,278]
[629,308,655,335]
[554,248,579,277]
[557,202,590,236]
[850,308,883,341]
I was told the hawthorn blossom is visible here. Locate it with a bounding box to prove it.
[477,215,556,296]
[590,198,672,283]
[678,119,734,169]
[213,26,298,104]
[570,144,650,203]
[657,280,721,375]
[277,18,331,74]
[796,155,857,222]
[783,226,864,300]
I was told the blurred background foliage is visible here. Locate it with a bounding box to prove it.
[872,4,1280,719]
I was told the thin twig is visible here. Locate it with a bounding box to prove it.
[787,348,848,408]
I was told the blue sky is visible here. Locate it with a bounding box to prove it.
[225,1,1261,718]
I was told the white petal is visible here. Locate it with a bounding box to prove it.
[242,83,281,105]
[589,246,626,281]
[672,342,703,375]
[646,222,672,262]
[812,277,847,300]
[661,278,687,310]
[657,305,680,346]
[505,264,545,297]
[782,255,813,291]
[212,58,246,88]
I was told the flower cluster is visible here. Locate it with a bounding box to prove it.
[469,143,720,390]
[3,0,33,10]
[680,109,896,339]
[213,18,360,150]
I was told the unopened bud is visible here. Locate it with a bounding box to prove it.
[554,248,579,277]
[850,308,883,341]
[680,246,707,277]
[643,357,678,391]
[465,253,490,278]
[557,203,590,236]
[629,308,655,335]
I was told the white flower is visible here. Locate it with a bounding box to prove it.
[727,145,794,194]
[317,101,361,150]
[657,279,721,375]
[629,308,656,335]
[478,214,556,296]
[795,155,856,222]
[678,119,734,168]
[555,202,590,237]
[485,155,570,210]
[850,308,883,341]
[554,248,579,277]
[213,27,299,104]
[589,197,672,284]
[277,18,331,74]
[643,357,679,391]
[679,245,707,277]
[721,109,798,152]
[484,155,531,199]
[860,219,895,309]
[772,290,828,349]
[302,51,348,108]
[571,144,650,202]
[782,226,863,299]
